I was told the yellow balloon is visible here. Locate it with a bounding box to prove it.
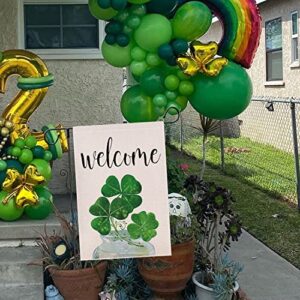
[0,50,68,152]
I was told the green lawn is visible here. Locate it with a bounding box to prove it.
[169,147,300,269]
[171,136,297,203]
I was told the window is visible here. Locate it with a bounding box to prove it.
[265,18,283,81]
[18,0,105,59]
[291,11,299,63]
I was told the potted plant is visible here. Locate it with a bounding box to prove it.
[137,193,198,300]
[36,209,107,300]
[184,175,243,300]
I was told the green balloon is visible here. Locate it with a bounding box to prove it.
[121,86,159,122]
[19,149,34,164]
[131,46,147,61]
[153,94,168,107]
[179,80,195,96]
[89,0,118,20]
[0,160,7,171]
[130,61,148,77]
[128,0,150,4]
[134,14,172,52]
[102,41,132,67]
[31,159,52,182]
[11,147,22,157]
[167,102,181,116]
[172,2,212,41]
[146,53,162,67]
[165,90,177,101]
[140,68,166,96]
[25,187,53,220]
[0,191,24,221]
[165,74,180,91]
[175,95,188,110]
[189,62,253,120]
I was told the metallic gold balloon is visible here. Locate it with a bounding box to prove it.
[0,50,68,152]
[177,41,228,77]
[2,165,45,208]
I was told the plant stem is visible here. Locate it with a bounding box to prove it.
[200,133,207,179]
[214,213,220,270]
[110,218,144,248]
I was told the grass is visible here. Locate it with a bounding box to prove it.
[172,136,297,203]
[168,147,300,269]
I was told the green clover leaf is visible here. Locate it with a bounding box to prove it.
[101,175,142,213]
[127,211,159,242]
[89,197,111,235]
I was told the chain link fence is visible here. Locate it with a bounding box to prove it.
[167,97,300,208]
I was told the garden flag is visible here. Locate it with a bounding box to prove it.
[73,122,171,260]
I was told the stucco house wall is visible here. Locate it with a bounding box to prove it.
[0,0,123,194]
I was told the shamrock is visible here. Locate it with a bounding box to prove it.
[90,175,143,236]
[90,197,112,235]
[127,211,159,242]
[101,175,142,214]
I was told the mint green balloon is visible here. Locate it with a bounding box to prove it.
[189,62,253,120]
[89,0,118,20]
[121,86,158,122]
[102,41,132,67]
[172,2,212,41]
[131,46,147,61]
[134,14,172,52]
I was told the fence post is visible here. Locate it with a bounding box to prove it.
[290,101,300,210]
[180,114,183,152]
[220,121,225,171]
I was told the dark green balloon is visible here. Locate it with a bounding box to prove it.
[140,68,166,96]
[158,44,174,60]
[189,62,253,120]
[172,39,189,55]
[121,86,159,122]
[25,186,53,220]
[146,0,179,17]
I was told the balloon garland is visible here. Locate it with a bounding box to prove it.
[0,50,68,221]
[89,0,261,121]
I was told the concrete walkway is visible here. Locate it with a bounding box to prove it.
[229,230,300,300]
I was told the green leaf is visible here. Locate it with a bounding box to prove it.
[89,197,111,235]
[91,217,111,235]
[127,211,159,242]
[110,197,130,220]
[121,175,142,194]
[101,176,121,197]
[89,197,110,216]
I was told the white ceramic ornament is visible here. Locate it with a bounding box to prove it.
[168,193,192,218]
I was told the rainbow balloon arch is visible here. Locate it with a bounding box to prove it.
[89,0,261,121]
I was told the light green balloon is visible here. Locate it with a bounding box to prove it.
[102,41,133,67]
[146,53,162,67]
[165,75,180,91]
[131,46,147,61]
[88,0,118,21]
[179,80,195,96]
[172,1,212,41]
[134,14,173,52]
[130,61,148,77]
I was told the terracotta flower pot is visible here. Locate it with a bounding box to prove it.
[50,261,107,300]
[138,239,195,300]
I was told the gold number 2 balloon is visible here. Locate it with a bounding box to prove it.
[0,50,68,153]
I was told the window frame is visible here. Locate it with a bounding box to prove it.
[291,11,299,65]
[18,0,105,60]
[265,17,283,82]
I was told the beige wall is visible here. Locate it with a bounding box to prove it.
[0,0,123,194]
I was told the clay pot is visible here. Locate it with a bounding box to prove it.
[138,240,195,300]
[50,261,107,300]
